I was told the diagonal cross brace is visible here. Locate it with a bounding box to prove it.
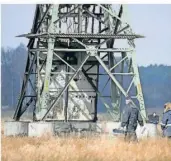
[95,54,127,97]
[40,47,144,120]
[41,54,90,120]
[83,8,105,24]
[95,54,145,120]
[13,53,37,120]
[53,5,81,24]
[110,55,128,71]
[28,5,52,48]
[82,68,116,119]
[53,52,76,71]
[98,4,128,26]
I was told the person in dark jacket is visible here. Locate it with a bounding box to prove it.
[161,103,171,138]
[120,97,144,142]
[148,112,159,124]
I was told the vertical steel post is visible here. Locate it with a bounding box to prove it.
[64,60,69,122]
[38,5,59,119]
[105,5,122,121]
[122,4,147,121]
[78,5,82,33]
[131,51,147,120]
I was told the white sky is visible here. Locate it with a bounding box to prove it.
[1,4,171,66]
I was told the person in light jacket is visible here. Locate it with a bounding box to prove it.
[161,103,171,138]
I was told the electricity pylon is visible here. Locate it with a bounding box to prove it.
[13,4,147,122]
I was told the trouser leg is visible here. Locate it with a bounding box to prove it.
[125,132,137,142]
[130,132,138,142]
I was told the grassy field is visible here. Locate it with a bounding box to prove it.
[2,134,171,161]
[2,109,171,161]
[1,120,171,161]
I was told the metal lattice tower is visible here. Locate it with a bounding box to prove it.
[14,4,147,122]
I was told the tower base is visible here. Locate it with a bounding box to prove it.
[4,121,29,136]
[4,121,158,138]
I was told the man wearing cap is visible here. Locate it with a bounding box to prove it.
[120,96,144,142]
[161,103,171,138]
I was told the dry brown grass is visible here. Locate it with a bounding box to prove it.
[2,134,171,161]
[1,118,171,161]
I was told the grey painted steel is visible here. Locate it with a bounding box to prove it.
[17,33,144,39]
[13,4,147,124]
[83,8,104,24]
[95,54,127,97]
[53,5,80,24]
[13,53,37,120]
[98,4,128,25]
[110,56,128,71]
[29,48,133,52]
[42,54,90,120]
[82,68,116,119]
[131,51,147,120]
[38,5,59,119]
[64,65,69,122]
[105,5,123,121]
[53,52,76,71]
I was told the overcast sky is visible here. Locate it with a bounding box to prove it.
[1,4,171,66]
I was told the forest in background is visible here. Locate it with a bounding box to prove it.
[1,44,171,113]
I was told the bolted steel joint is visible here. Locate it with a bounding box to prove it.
[86,46,98,56]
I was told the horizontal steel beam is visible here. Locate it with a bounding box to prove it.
[49,90,95,93]
[87,73,135,75]
[24,95,36,97]
[58,12,104,17]
[17,33,145,39]
[39,60,109,65]
[28,72,75,75]
[29,48,133,52]
[25,72,134,76]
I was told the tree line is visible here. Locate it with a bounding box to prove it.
[1,44,171,112]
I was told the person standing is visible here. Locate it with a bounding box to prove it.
[161,103,171,138]
[120,97,144,142]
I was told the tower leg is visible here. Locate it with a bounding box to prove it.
[131,51,147,120]
[37,5,59,119]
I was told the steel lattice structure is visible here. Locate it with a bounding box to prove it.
[13,4,147,122]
